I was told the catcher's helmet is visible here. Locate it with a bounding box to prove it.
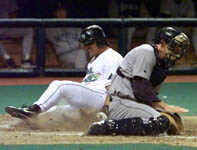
[79,25,109,47]
[153,27,190,62]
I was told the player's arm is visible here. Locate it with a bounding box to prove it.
[152,101,189,114]
[104,85,110,106]
[132,76,161,106]
[132,76,189,114]
[100,85,110,114]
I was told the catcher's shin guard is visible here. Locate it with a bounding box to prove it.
[144,116,169,135]
[88,116,169,136]
[88,118,146,135]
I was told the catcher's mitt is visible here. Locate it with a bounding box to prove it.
[160,112,184,135]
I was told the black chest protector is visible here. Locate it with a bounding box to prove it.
[150,45,169,87]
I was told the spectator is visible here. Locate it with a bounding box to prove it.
[0,0,35,68]
[45,2,88,68]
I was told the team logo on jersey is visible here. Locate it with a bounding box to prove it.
[83,73,100,82]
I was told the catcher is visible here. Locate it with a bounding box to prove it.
[88,27,190,136]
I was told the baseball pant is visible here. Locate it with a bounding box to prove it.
[34,80,107,114]
[109,96,161,121]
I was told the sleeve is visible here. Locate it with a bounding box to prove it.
[132,76,161,106]
[133,49,155,80]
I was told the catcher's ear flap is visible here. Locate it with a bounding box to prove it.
[160,112,184,135]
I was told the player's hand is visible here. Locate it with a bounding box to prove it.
[164,105,189,114]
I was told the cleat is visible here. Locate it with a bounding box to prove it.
[5,106,38,119]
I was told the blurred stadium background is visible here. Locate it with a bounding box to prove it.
[0,0,197,77]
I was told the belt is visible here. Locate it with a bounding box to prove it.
[116,67,133,82]
[110,68,133,102]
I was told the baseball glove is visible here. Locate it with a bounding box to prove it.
[160,112,184,135]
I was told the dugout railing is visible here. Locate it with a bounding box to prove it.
[0,18,197,77]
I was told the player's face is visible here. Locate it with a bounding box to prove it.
[157,41,169,59]
[83,42,100,58]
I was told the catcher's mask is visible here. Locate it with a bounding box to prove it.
[167,32,190,63]
[153,27,190,65]
[79,25,109,48]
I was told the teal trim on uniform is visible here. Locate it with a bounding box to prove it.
[0,144,196,150]
[0,83,197,115]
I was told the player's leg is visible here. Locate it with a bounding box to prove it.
[6,80,106,119]
[34,80,106,113]
[88,96,169,136]
[88,115,169,136]
[109,96,161,120]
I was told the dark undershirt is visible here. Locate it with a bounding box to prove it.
[132,76,161,106]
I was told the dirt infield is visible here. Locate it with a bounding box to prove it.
[0,76,197,147]
[0,114,197,146]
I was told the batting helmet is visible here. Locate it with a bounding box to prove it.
[79,25,109,48]
[153,27,190,62]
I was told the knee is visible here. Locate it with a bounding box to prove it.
[49,80,70,90]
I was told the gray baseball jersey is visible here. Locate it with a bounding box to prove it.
[109,44,161,120]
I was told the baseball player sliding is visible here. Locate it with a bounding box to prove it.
[88,27,190,136]
[5,25,123,122]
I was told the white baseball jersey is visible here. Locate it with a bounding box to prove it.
[34,48,123,116]
[82,48,123,91]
